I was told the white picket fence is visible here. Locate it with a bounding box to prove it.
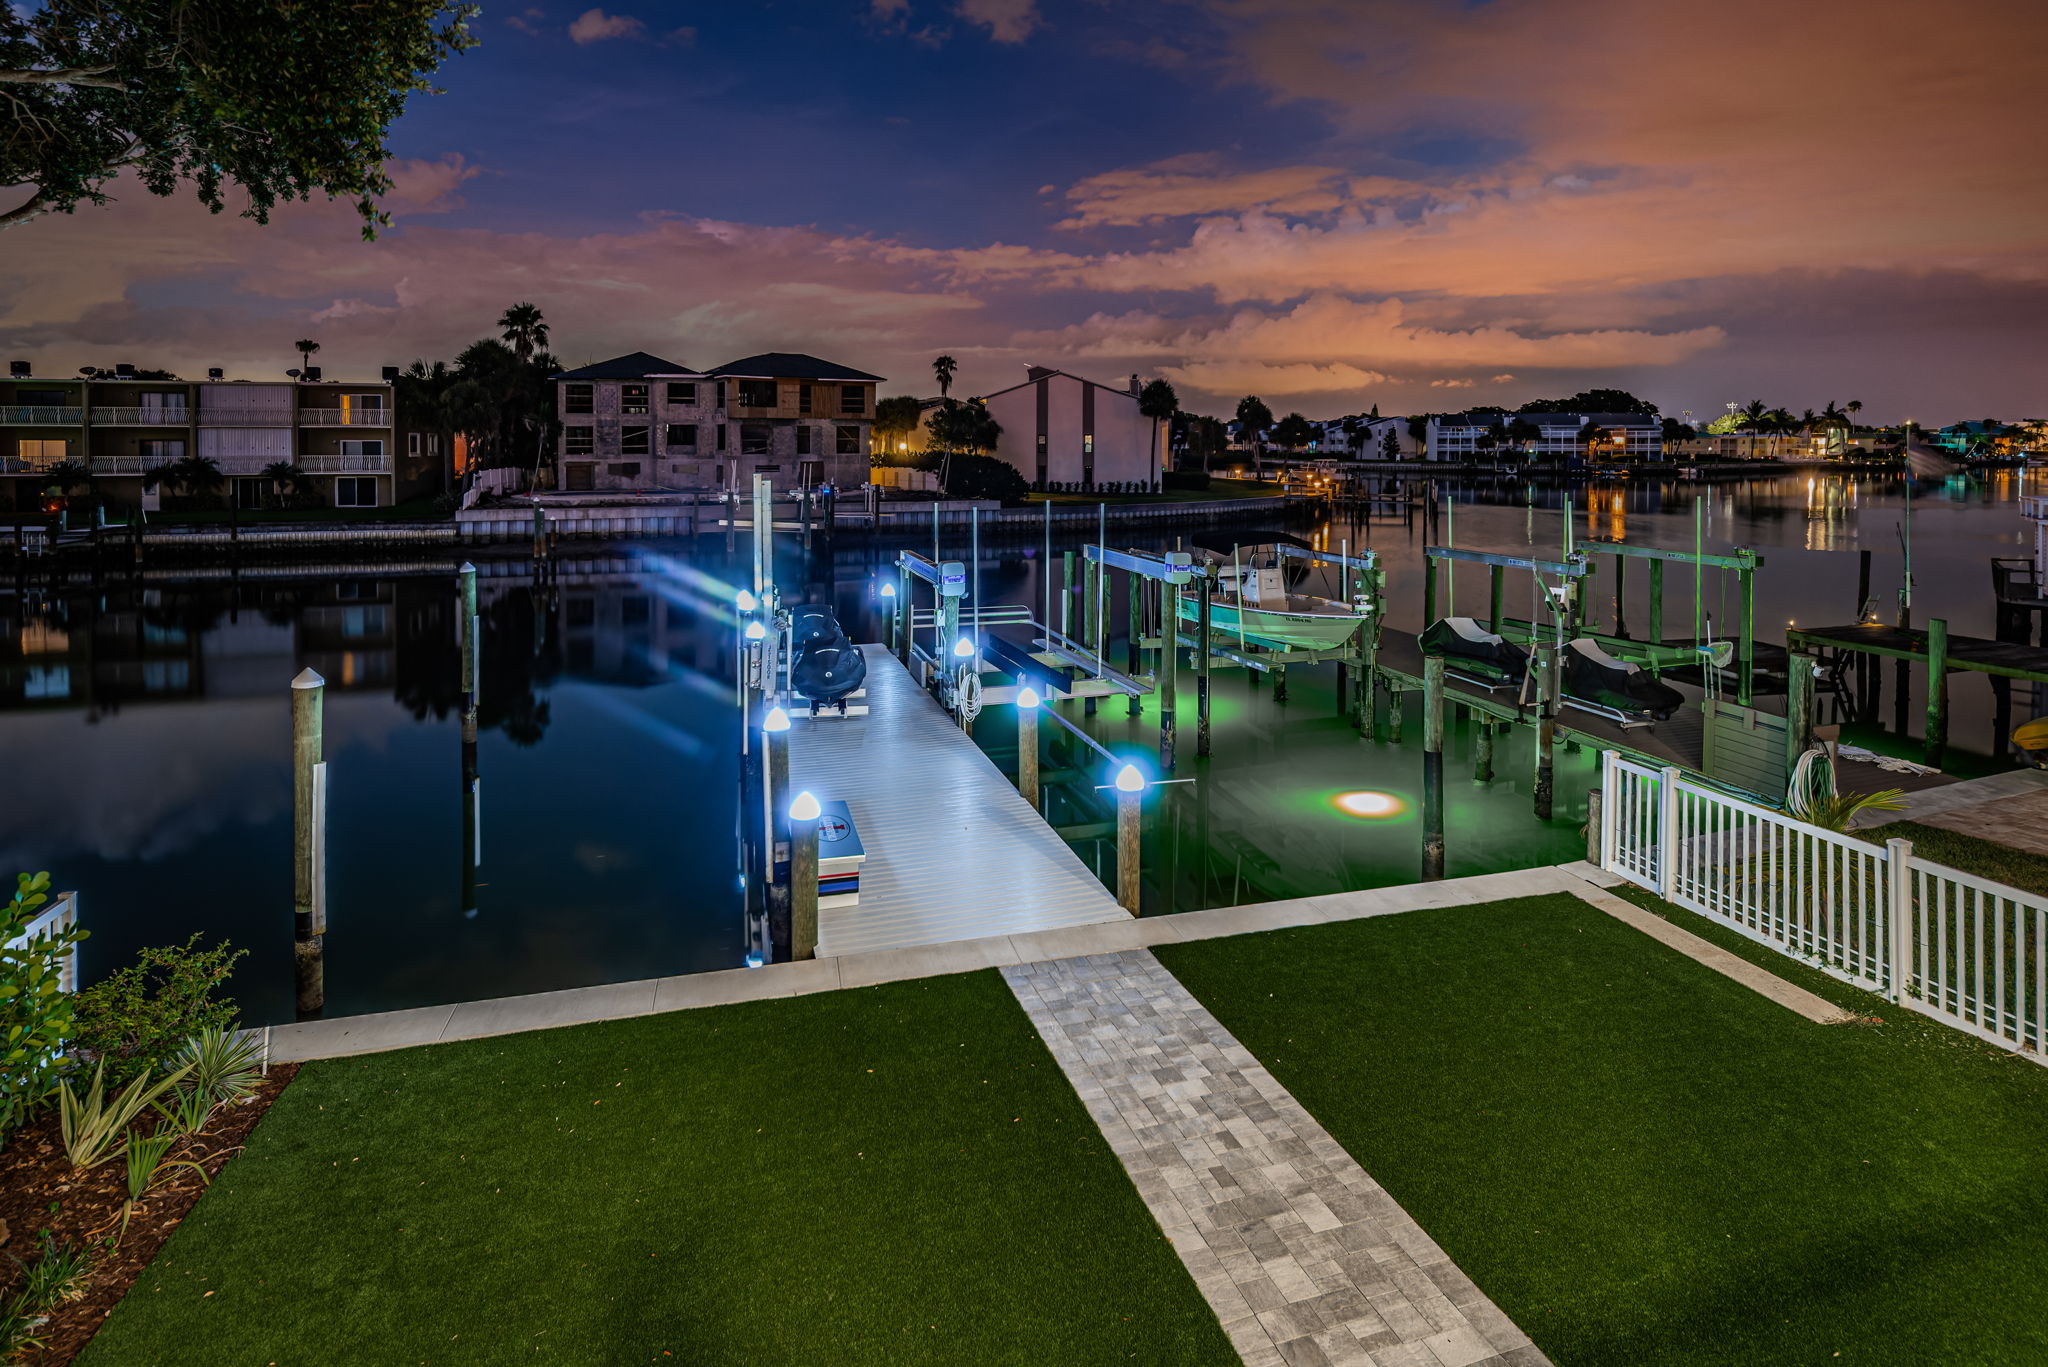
[6,890,80,992]
[1600,751,2048,1062]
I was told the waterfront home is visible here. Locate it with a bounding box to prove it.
[980,365,1168,490]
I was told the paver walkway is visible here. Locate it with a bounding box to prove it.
[1005,950,1550,1367]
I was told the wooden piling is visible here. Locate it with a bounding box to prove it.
[291,668,325,1017]
[1474,720,1494,782]
[1116,786,1142,913]
[1196,574,1213,756]
[1020,701,1041,808]
[1158,620,1178,772]
[1422,655,1445,881]
[1488,563,1504,634]
[1585,787,1604,863]
[790,798,819,960]
[1533,642,1555,820]
[1648,557,1664,645]
[1925,617,1949,766]
[1127,575,1143,717]
[1738,562,1756,705]
[1786,649,1818,776]
[1272,663,1287,702]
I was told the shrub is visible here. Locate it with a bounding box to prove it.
[1,871,88,1145]
[936,453,1029,502]
[179,1024,264,1110]
[71,934,245,1085]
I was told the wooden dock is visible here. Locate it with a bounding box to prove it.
[790,646,1129,957]
[1788,622,2048,684]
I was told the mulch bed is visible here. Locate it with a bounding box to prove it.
[0,1063,299,1366]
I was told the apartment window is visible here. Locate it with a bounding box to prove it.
[564,383,593,414]
[796,425,813,456]
[835,425,859,455]
[715,380,726,409]
[839,385,864,415]
[798,384,812,415]
[141,438,184,465]
[740,423,772,455]
[564,426,595,456]
[18,388,68,407]
[1035,434,1047,484]
[408,432,421,456]
[621,383,650,415]
[610,462,641,478]
[620,425,651,456]
[338,439,384,456]
[665,423,697,451]
[334,477,378,508]
[18,438,66,465]
[665,381,697,405]
[428,433,441,456]
[737,379,777,408]
[716,424,728,451]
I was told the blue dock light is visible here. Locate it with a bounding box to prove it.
[745,620,767,641]
[1114,763,1146,793]
[763,705,790,733]
[1017,684,1041,709]
[879,580,896,598]
[736,588,757,612]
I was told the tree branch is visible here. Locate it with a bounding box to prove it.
[0,65,126,89]
[0,191,56,229]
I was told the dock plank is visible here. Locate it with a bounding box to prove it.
[791,646,1128,957]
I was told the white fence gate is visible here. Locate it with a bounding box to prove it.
[1599,751,2048,1063]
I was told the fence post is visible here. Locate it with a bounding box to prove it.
[1598,749,1618,869]
[1886,836,1914,1004]
[1586,787,1604,865]
[1657,765,1681,901]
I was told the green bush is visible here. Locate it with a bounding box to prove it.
[1163,469,1210,491]
[72,935,245,1086]
[1,871,88,1145]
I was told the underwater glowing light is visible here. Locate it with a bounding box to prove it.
[1332,790,1405,819]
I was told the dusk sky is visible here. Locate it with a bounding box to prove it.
[7,0,2045,422]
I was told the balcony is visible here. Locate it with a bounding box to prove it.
[298,408,392,427]
[91,407,191,426]
[298,453,391,474]
[90,455,169,475]
[197,408,296,427]
[0,405,84,424]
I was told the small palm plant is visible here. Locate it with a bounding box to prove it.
[1786,747,1905,833]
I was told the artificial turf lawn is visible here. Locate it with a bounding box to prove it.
[1156,893,2048,1367]
[78,970,1235,1367]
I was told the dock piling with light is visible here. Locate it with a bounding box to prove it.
[291,667,327,1017]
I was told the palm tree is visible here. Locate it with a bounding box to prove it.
[498,303,549,361]
[397,359,457,492]
[261,461,304,509]
[932,355,958,402]
[1270,412,1313,482]
[143,454,224,507]
[41,458,91,495]
[294,339,321,374]
[1138,378,1178,479]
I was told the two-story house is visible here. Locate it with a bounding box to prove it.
[553,351,882,494]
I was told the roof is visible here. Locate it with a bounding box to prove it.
[553,352,695,381]
[705,353,884,382]
[983,365,1141,403]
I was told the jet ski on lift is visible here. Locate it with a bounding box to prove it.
[1419,617,1528,691]
[786,603,867,714]
[1559,638,1686,725]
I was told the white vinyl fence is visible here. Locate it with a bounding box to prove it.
[5,890,80,993]
[1600,751,2048,1063]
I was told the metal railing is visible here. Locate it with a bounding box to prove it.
[297,408,391,426]
[90,406,190,425]
[90,455,169,474]
[0,405,84,424]
[1600,750,2048,1060]
[196,408,297,427]
[298,453,391,473]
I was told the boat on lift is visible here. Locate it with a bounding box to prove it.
[1177,545,1366,651]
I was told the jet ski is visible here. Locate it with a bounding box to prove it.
[786,603,866,713]
[1560,637,1685,723]
[1419,617,1528,689]
[788,604,842,652]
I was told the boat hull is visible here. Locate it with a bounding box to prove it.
[1178,593,1363,651]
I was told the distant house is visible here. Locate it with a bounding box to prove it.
[1426,411,1662,462]
[553,350,882,493]
[980,365,1168,490]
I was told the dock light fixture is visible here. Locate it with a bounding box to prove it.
[736,589,757,612]
[1017,685,1041,709]
[1114,763,1146,793]
[763,705,790,733]
[954,635,975,658]
[879,581,895,598]
[745,620,767,640]
[789,790,820,822]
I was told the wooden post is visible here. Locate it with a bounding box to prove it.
[1738,560,1756,705]
[1019,696,1041,808]
[1533,642,1555,820]
[1115,776,1143,913]
[1196,574,1213,756]
[291,668,326,1017]
[1474,720,1494,782]
[1925,617,1949,766]
[1648,557,1665,644]
[1272,663,1288,702]
[1127,573,1142,716]
[790,792,819,960]
[1422,655,1445,881]
[532,504,546,563]
[1488,563,1504,634]
[765,714,790,952]
[1158,618,1177,772]
[1387,685,1404,745]
[1423,555,1438,626]
[1585,787,1603,864]
[1786,649,1817,776]
[1061,550,1075,639]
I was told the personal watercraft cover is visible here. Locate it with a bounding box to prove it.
[1561,638,1684,719]
[1419,617,1529,682]
[791,641,867,704]
[788,603,845,652]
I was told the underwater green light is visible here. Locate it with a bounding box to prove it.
[1331,790,1405,819]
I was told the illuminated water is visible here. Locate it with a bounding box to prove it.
[1,470,2037,1021]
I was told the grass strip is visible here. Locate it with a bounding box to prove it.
[1158,893,2048,1367]
[80,970,1234,1367]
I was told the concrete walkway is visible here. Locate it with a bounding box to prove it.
[1006,950,1549,1367]
[1849,766,2048,831]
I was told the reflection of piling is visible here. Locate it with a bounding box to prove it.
[458,562,479,745]
[1422,656,1445,881]
[291,668,326,1017]
[460,736,480,918]
[1196,575,1213,756]
[1474,719,1494,782]
[790,792,820,959]
[1925,618,1949,766]
[1532,642,1555,820]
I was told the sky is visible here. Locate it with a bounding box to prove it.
[4,0,2046,423]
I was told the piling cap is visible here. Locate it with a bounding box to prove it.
[1114,763,1146,794]
[459,561,476,574]
[291,667,326,690]
[789,790,821,822]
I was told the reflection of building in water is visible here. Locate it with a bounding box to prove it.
[299,582,396,690]
[1584,486,1626,543]
[552,574,730,687]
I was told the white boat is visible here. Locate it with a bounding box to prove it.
[1178,556,1365,651]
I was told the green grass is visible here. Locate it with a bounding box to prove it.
[80,972,1232,1366]
[1864,819,2048,898]
[1157,894,2048,1367]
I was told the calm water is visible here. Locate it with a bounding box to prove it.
[3,471,2038,1023]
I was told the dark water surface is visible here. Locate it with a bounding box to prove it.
[2,471,2038,1023]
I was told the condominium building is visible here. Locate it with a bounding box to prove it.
[553,351,881,494]
[0,360,437,512]
[981,365,1167,490]
[1425,411,1663,462]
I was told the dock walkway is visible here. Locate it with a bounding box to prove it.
[791,645,1128,957]
[1789,622,2048,684]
